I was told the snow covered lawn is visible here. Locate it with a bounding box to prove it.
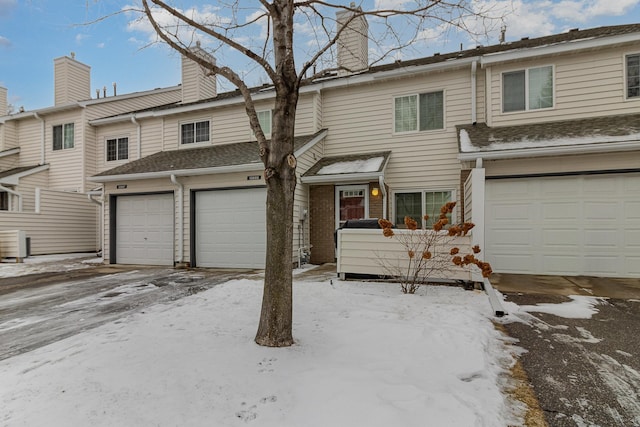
[0,273,519,426]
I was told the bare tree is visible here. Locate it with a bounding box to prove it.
[134,0,501,347]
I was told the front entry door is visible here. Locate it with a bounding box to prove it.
[335,184,369,228]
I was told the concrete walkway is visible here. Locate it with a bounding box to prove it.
[493,273,640,427]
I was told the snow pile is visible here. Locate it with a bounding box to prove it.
[0,253,99,278]
[506,295,605,319]
[317,157,384,175]
[0,278,519,426]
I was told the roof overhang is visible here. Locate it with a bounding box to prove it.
[88,162,264,183]
[301,151,391,184]
[481,32,640,66]
[458,140,640,161]
[0,147,20,158]
[0,164,50,185]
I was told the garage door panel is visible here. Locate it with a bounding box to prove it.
[486,173,640,278]
[195,188,266,269]
[116,194,174,266]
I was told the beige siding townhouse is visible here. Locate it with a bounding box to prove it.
[88,22,640,279]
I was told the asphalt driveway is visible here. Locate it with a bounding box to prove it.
[0,257,260,361]
[493,273,640,427]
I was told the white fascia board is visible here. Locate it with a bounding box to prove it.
[0,147,20,158]
[481,33,640,66]
[0,164,50,185]
[301,171,384,184]
[88,163,263,183]
[294,129,328,157]
[458,140,640,161]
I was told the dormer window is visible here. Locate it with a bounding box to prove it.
[626,54,640,99]
[181,119,210,144]
[502,66,553,112]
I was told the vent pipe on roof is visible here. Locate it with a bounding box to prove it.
[499,25,506,44]
[113,82,117,97]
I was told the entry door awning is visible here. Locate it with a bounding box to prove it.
[300,151,391,184]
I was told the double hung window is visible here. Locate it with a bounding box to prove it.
[181,120,210,144]
[106,137,129,161]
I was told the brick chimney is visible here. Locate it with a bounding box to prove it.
[0,86,7,115]
[181,42,217,104]
[336,2,369,76]
[54,53,91,105]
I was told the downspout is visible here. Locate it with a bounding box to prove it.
[87,190,104,258]
[34,112,45,165]
[378,175,387,219]
[131,115,142,159]
[170,174,184,264]
[471,60,478,124]
[0,184,22,211]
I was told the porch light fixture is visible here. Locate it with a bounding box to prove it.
[371,187,380,197]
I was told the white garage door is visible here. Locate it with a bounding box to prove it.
[195,188,266,268]
[485,173,640,278]
[116,193,174,266]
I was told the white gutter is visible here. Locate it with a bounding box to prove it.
[301,171,384,185]
[294,129,328,157]
[131,115,142,159]
[471,61,477,124]
[87,190,104,258]
[34,112,45,164]
[458,140,640,161]
[481,32,640,66]
[170,174,184,264]
[88,162,264,183]
[0,184,22,211]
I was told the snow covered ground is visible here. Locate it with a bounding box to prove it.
[0,253,101,278]
[0,266,521,426]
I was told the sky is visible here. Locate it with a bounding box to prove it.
[1,0,640,111]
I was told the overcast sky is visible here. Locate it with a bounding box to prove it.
[1,0,639,111]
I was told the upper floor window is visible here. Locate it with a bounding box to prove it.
[106,137,129,162]
[626,54,640,99]
[257,110,272,136]
[502,66,553,112]
[181,120,210,145]
[53,123,74,150]
[394,91,444,133]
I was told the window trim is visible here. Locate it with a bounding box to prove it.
[335,184,370,229]
[392,188,457,229]
[256,109,273,137]
[624,52,640,101]
[501,64,555,114]
[105,136,130,162]
[179,118,211,146]
[392,89,446,134]
[52,122,75,151]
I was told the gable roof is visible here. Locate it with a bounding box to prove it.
[90,129,327,182]
[457,113,640,160]
[301,151,392,184]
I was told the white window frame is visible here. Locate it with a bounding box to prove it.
[335,184,370,229]
[257,109,272,137]
[624,52,640,101]
[392,189,457,229]
[52,123,75,151]
[180,118,211,146]
[105,136,129,162]
[501,65,554,113]
[393,90,445,134]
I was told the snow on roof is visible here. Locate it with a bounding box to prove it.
[317,156,385,175]
[459,128,640,153]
